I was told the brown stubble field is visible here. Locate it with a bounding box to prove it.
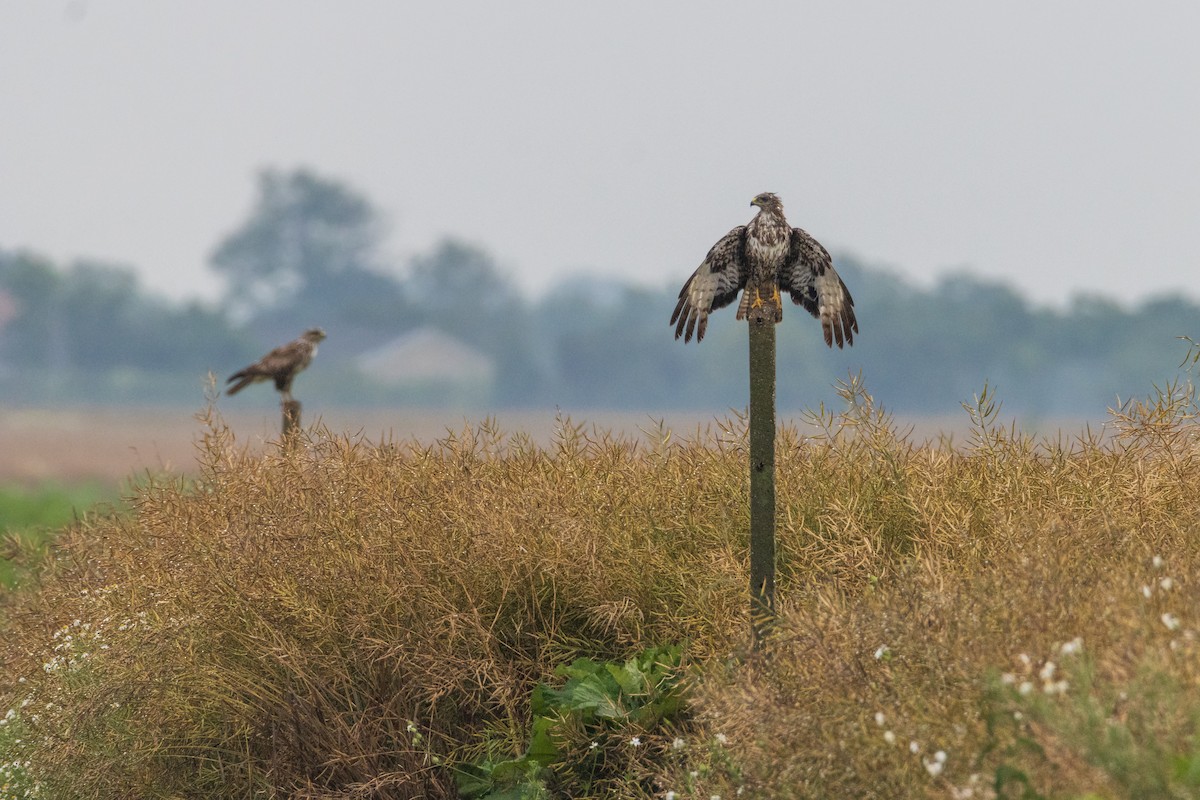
[0,405,1100,485]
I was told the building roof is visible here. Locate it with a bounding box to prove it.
[354,327,495,385]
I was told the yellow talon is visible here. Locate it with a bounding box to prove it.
[749,288,765,309]
[771,286,781,305]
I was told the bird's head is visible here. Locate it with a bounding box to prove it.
[751,192,783,212]
[303,327,328,342]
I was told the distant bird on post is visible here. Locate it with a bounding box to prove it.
[670,192,858,346]
[226,328,327,402]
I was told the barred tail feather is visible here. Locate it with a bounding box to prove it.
[225,372,256,396]
[735,288,752,321]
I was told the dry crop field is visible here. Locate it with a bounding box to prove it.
[1,380,1197,798]
[0,408,702,483]
[0,405,1090,484]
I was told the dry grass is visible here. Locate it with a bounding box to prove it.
[1,368,1199,799]
[679,378,1200,800]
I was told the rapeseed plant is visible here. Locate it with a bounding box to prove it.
[0,355,1197,797]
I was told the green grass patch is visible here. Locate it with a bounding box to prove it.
[0,482,117,589]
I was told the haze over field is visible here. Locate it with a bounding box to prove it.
[1,2,1198,306]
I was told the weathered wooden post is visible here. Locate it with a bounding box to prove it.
[748,319,777,645]
[669,193,857,650]
[282,399,302,438]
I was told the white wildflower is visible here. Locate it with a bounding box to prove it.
[1018,681,1035,696]
[715,732,729,745]
[874,711,886,727]
[910,740,921,754]
[1153,555,1165,569]
[924,757,944,777]
[1162,612,1182,631]
[630,736,642,747]
[1039,661,1056,682]
[1000,672,1016,685]
[1142,585,1153,599]
[666,793,677,800]
[1160,577,1175,591]
[672,737,685,750]
[1060,637,1083,656]
[874,645,890,660]
[883,730,896,745]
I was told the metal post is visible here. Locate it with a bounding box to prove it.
[748,319,777,646]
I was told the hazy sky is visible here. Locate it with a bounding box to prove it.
[2,2,1198,306]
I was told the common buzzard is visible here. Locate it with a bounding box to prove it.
[226,327,326,402]
[670,193,857,346]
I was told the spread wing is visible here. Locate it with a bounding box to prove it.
[780,227,858,348]
[226,339,306,393]
[669,226,748,342]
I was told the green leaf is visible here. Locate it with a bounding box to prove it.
[481,785,546,800]
[488,757,539,784]
[562,676,625,719]
[527,715,560,767]
[529,684,554,718]
[556,657,602,681]
[454,763,497,797]
[608,660,648,696]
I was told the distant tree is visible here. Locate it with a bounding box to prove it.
[535,278,711,408]
[210,168,404,326]
[0,252,67,372]
[0,251,248,376]
[407,240,518,330]
[406,240,543,403]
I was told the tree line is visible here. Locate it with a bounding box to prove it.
[1,168,1195,415]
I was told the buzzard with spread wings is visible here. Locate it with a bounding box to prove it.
[670,193,857,347]
[226,328,326,402]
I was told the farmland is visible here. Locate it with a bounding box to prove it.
[0,390,1196,798]
[0,405,1092,483]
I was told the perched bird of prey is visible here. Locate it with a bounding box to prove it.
[670,193,858,346]
[226,328,326,402]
